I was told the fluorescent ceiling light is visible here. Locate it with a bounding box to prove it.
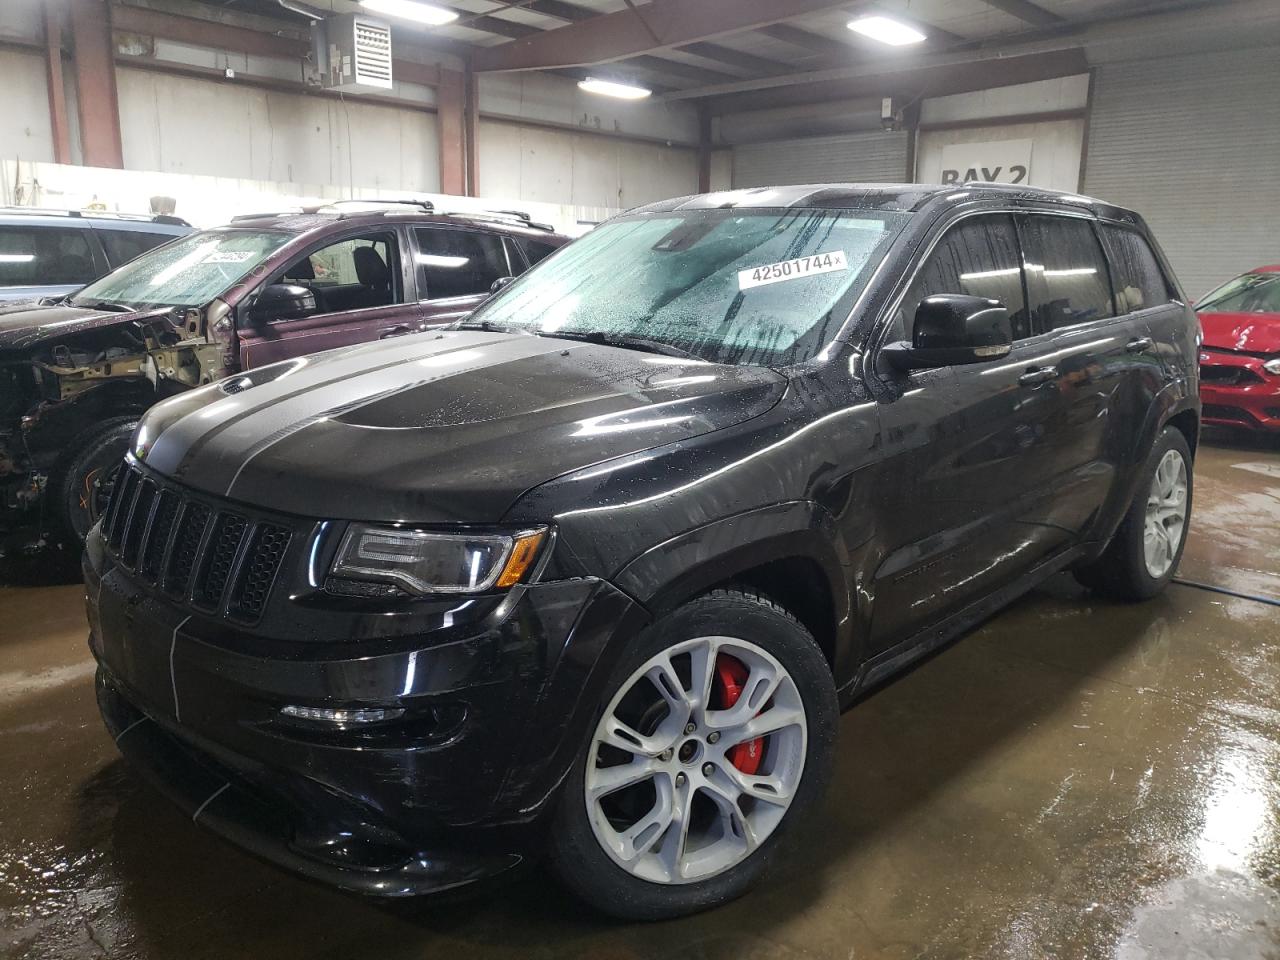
[847,15,926,45]
[358,0,458,26]
[416,254,469,268]
[0,254,35,263]
[578,78,652,100]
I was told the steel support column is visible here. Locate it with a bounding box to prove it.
[697,104,712,193]
[43,2,72,164]
[464,66,480,197]
[69,0,123,168]
[438,68,467,196]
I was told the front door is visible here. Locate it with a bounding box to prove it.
[867,212,1066,651]
[237,228,422,369]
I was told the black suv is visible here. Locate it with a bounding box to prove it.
[85,184,1199,920]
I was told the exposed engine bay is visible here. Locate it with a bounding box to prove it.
[0,310,225,538]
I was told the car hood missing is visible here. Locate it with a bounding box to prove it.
[0,301,174,352]
[137,331,788,522]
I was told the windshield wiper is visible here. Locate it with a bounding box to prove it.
[72,298,135,313]
[449,318,517,333]
[534,329,697,360]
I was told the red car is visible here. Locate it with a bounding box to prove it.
[1196,265,1280,431]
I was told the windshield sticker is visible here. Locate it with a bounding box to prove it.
[738,250,849,290]
[204,251,254,264]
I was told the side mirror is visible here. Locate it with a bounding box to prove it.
[489,276,515,295]
[883,294,1013,371]
[249,283,316,325]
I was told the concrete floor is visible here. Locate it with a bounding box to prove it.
[1,430,1278,960]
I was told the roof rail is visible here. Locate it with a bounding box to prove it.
[301,199,436,215]
[440,209,556,233]
[0,206,191,226]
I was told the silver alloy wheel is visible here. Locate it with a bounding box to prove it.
[584,635,807,885]
[1144,448,1189,578]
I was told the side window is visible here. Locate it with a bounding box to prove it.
[518,238,558,267]
[903,214,1030,339]
[1019,216,1115,330]
[1099,224,1175,313]
[277,232,399,316]
[415,228,510,299]
[0,226,96,286]
[96,228,174,268]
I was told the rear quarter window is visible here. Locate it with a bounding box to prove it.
[518,238,559,267]
[1099,224,1176,312]
[96,228,177,268]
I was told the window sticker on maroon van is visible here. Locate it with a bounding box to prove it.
[738,250,848,290]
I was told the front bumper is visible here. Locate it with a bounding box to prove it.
[85,529,646,896]
[1199,352,1280,431]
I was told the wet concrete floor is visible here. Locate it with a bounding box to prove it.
[1,429,1278,959]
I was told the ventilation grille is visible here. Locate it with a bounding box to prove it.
[353,18,393,89]
[101,463,291,623]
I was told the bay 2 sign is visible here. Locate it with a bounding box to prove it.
[939,139,1033,186]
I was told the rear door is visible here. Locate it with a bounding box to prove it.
[93,226,183,269]
[413,226,520,326]
[1015,212,1145,535]
[869,211,1066,649]
[236,227,421,369]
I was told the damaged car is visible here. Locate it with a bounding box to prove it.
[0,201,568,544]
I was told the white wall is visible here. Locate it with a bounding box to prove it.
[115,67,442,194]
[0,48,57,164]
[478,120,697,212]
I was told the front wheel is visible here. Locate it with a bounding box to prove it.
[49,417,137,545]
[549,588,837,920]
[1075,425,1193,600]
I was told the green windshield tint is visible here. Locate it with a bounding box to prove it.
[72,229,292,309]
[471,208,911,366]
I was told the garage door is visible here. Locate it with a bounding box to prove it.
[1083,47,1280,297]
[732,130,909,188]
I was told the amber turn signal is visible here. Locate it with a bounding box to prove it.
[496,529,548,587]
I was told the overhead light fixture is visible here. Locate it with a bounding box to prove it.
[847,15,926,45]
[358,0,458,26]
[577,77,652,100]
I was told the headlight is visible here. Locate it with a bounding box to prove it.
[331,525,548,596]
[1264,358,1280,376]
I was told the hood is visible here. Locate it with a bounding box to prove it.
[137,331,787,523]
[1198,311,1280,355]
[0,300,173,352]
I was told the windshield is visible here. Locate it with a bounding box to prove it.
[1198,272,1280,314]
[70,229,292,310]
[469,207,912,366]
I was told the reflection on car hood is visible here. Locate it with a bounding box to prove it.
[1198,311,1280,354]
[0,301,170,352]
[137,330,788,523]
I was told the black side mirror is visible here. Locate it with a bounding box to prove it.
[249,283,316,325]
[489,276,515,295]
[883,294,1013,371]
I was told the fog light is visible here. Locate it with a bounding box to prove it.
[280,705,404,725]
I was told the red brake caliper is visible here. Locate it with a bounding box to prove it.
[714,654,764,775]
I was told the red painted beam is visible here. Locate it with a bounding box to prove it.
[70,0,123,168]
[437,68,467,195]
[44,3,72,164]
[473,0,866,72]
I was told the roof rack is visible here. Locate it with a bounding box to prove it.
[0,206,191,226]
[440,209,556,233]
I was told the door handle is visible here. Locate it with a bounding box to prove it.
[380,325,411,339]
[1126,337,1153,353]
[1018,366,1058,386]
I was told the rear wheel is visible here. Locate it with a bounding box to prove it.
[549,588,837,920]
[49,417,137,545]
[1075,425,1192,600]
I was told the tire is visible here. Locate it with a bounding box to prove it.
[48,416,138,546]
[549,587,838,920]
[1074,425,1193,601]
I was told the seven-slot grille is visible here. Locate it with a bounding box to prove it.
[101,462,291,622]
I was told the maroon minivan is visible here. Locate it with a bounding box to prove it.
[0,201,569,544]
